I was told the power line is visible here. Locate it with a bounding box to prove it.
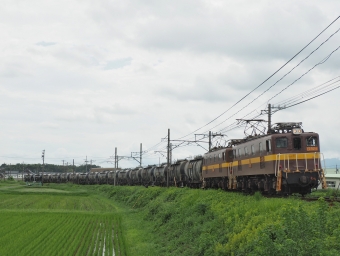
[176,16,340,140]
[196,30,340,137]
[266,45,340,103]
[277,82,340,110]
[274,76,340,105]
[275,77,340,106]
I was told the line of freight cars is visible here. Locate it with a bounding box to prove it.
[24,157,202,188]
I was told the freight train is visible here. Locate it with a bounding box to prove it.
[24,122,327,195]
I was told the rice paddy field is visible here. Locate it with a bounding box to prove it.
[2,180,340,255]
[0,181,125,256]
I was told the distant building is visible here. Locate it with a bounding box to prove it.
[3,171,23,180]
[318,168,340,189]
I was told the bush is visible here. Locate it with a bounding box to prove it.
[87,186,340,255]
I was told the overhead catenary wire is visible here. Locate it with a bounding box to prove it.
[266,45,340,103]
[220,76,340,134]
[176,16,340,140]
[276,82,340,110]
[193,30,340,137]
[132,20,340,163]
[273,76,340,106]
[275,77,340,107]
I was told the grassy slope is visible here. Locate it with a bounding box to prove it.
[91,185,340,256]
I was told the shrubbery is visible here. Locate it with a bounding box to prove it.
[93,185,340,255]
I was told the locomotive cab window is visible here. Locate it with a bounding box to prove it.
[293,137,301,150]
[244,147,248,156]
[306,136,318,147]
[259,142,263,153]
[228,150,233,160]
[251,145,255,155]
[276,137,288,148]
[266,140,272,152]
[238,148,242,157]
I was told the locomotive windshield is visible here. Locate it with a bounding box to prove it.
[306,136,318,146]
[293,137,301,150]
[276,137,288,148]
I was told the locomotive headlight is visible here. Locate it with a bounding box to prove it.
[292,128,302,135]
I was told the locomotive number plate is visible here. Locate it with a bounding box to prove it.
[307,147,318,151]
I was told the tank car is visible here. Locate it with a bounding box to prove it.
[77,173,88,185]
[116,169,129,185]
[98,171,108,184]
[42,174,50,183]
[50,173,61,183]
[153,163,167,186]
[68,173,76,183]
[88,172,98,185]
[186,156,203,188]
[141,165,156,186]
[60,173,68,183]
[108,171,116,185]
[129,167,142,185]
[170,159,189,187]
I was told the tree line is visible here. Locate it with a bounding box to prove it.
[0,163,101,173]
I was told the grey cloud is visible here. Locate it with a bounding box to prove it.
[95,103,138,116]
[36,41,56,47]
[158,78,236,103]
[124,1,335,62]
[103,58,132,70]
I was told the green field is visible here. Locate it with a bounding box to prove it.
[0,182,125,256]
[2,181,340,255]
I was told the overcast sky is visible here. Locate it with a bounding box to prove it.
[1,0,339,168]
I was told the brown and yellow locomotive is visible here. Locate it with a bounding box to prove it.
[202,122,327,195]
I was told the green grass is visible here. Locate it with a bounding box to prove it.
[90,185,340,256]
[0,212,117,256]
[2,180,340,256]
[0,182,126,256]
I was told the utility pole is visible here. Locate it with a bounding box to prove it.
[115,147,117,169]
[42,150,45,186]
[268,103,272,132]
[167,128,170,188]
[209,131,212,151]
[261,103,285,133]
[88,159,95,172]
[85,156,88,173]
[62,160,65,174]
[131,143,144,167]
[140,143,142,167]
[170,143,172,165]
[22,162,24,181]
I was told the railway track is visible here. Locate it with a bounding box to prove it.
[300,196,340,203]
[261,193,340,203]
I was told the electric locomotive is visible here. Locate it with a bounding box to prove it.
[202,122,327,195]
